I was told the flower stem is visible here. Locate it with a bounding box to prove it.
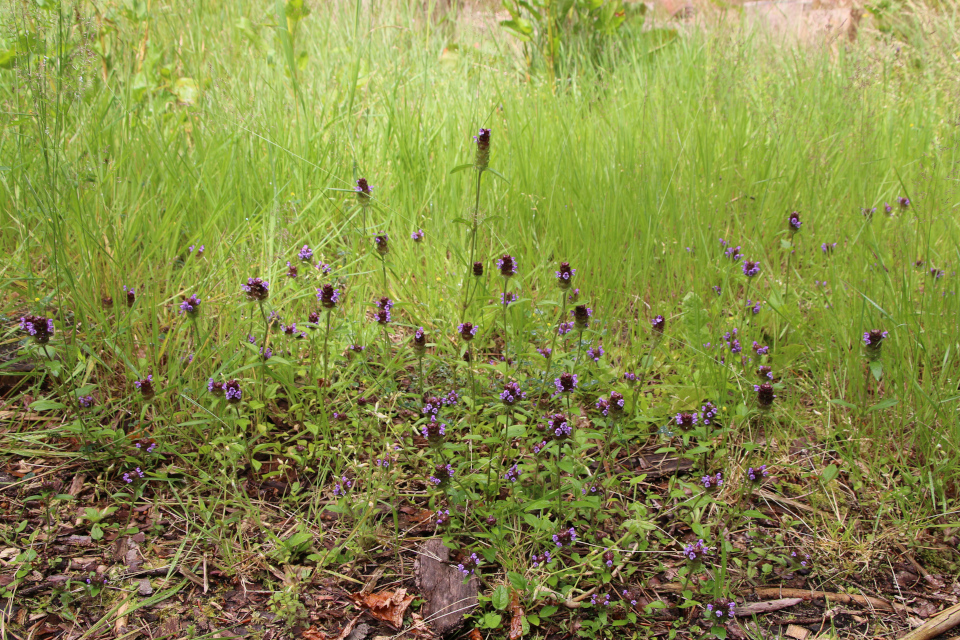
[501,278,509,366]
[462,169,483,322]
[323,310,332,382]
[535,295,567,412]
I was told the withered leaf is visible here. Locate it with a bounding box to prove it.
[349,588,416,629]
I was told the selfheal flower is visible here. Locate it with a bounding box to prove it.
[898,196,910,210]
[260,346,273,360]
[755,383,776,408]
[622,590,638,607]
[501,291,517,306]
[651,315,665,334]
[542,413,572,440]
[411,229,424,243]
[701,472,723,489]
[700,401,718,425]
[413,327,427,355]
[429,464,455,488]
[531,551,552,567]
[179,294,201,315]
[596,397,610,416]
[376,297,394,311]
[503,464,520,483]
[554,373,578,395]
[374,309,391,325]
[122,467,146,483]
[586,342,604,363]
[421,421,446,444]
[675,412,697,430]
[242,277,270,301]
[224,379,242,404]
[746,300,762,314]
[747,465,769,482]
[532,440,548,455]
[537,347,552,359]
[102,295,113,308]
[555,262,575,289]
[742,260,760,277]
[552,527,577,548]
[457,553,480,576]
[474,128,491,170]
[683,539,710,562]
[308,311,321,327]
[590,593,612,607]
[134,375,155,400]
[608,391,625,414]
[123,286,136,307]
[822,242,837,254]
[567,288,580,303]
[557,321,574,336]
[572,305,592,330]
[623,371,637,383]
[473,261,484,277]
[758,365,773,380]
[286,262,298,278]
[603,549,615,567]
[317,284,341,309]
[788,211,802,232]
[862,207,877,219]
[19,315,54,344]
[884,202,893,215]
[930,267,945,279]
[863,329,888,348]
[332,475,353,496]
[496,254,517,278]
[725,245,743,261]
[208,378,225,397]
[500,382,526,405]
[355,178,373,205]
[457,322,478,341]
[78,395,95,408]
[315,262,332,275]
[374,234,389,255]
[752,341,769,356]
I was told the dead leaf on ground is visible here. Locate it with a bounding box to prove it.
[467,629,483,640]
[508,589,524,640]
[348,588,416,629]
[302,626,330,640]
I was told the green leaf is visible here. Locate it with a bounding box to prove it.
[449,163,475,174]
[869,360,883,381]
[491,584,509,610]
[30,399,66,412]
[172,77,199,105]
[539,605,558,617]
[507,571,527,590]
[526,614,540,626]
[868,397,898,412]
[741,509,769,520]
[482,612,503,628]
[820,464,839,483]
[829,398,857,409]
[90,523,103,541]
[486,167,510,183]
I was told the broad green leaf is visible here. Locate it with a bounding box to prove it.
[491,585,509,610]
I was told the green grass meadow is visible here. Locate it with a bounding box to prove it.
[2,0,960,636]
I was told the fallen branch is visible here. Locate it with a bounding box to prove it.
[735,598,803,616]
[899,602,960,640]
[751,587,907,613]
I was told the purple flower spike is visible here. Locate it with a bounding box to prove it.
[317,284,341,309]
[123,286,136,307]
[374,234,389,256]
[78,395,95,408]
[675,412,698,430]
[755,383,776,408]
[556,262,576,290]
[496,254,518,278]
[286,262,298,278]
[742,260,760,277]
[586,342,604,363]
[557,321,574,336]
[725,245,743,261]
[501,291,517,306]
[457,322,478,341]
[571,305,593,330]
[683,539,710,562]
[554,373,578,395]
[898,196,910,210]
[552,527,577,548]
[788,211,802,232]
[355,178,373,206]
[179,294,201,316]
[411,229,424,243]
[134,375,155,400]
[298,245,313,261]
[500,382,526,406]
[224,379,242,404]
[474,128,491,170]
[651,315,665,334]
[822,242,837,254]
[243,277,269,301]
[19,315,55,344]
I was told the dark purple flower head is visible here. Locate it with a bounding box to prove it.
[179,294,201,315]
[457,553,481,576]
[742,260,760,277]
[355,178,373,205]
[747,465,769,483]
[758,365,773,380]
[208,378,225,397]
[286,262,298,278]
[500,381,526,406]
[503,464,520,483]
[457,322,478,341]
[595,397,610,415]
[374,234,389,255]
[496,254,517,278]
[862,207,877,219]
[501,291,517,306]
[537,347,552,359]
[260,346,273,360]
[746,299,762,314]
[428,463,455,488]
[281,323,307,339]
[411,229,424,243]
[134,375,155,400]
[884,202,893,215]
[102,295,113,308]
[898,196,910,210]
[531,550,552,567]
[474,128,491,169]
[863,329,888,349]
[683,539,710,562]
[651,315,665,334]
[556,262,576,289]
[788,211,802,232]
[78,395,95,408]
[822,242,837,254]
[413,327,427,354]
[541,413,572,440]
[608,391,625,414]
[754,383,776,408]
[472,261,484,277]
[675,412,697,430]
[725,245,743,261]
[568,288,580,303]
[376,297,394,312]
[552,527,576,548]
[704,600,736,621]
[930,267,945,279]
[752,341,769,356]
[123,285,136,307]
[298,245,314,261]
[374,309,391,325]
[224,379,242,404]
[315,262,332,275]
[19,315,54,344]
[243,277,269,302]
[700,401,718,425]
[586,342,604,363]
[308,311,321,326]
[603,550,615,567]
[317,284,341,309]
[421,420,446,444]
[623,371,637,383]
[701,472,723,489]
[332,475,353,496]
[554,372,578,395]
[558,321,574,336]
[572,305,592,330]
